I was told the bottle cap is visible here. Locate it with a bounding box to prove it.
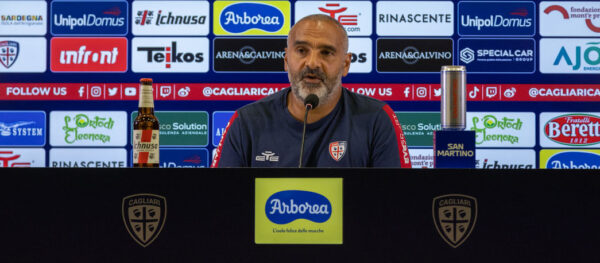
[140,78,153,85]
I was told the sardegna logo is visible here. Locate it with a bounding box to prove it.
[265,190,331,224]
[544,114,600,146]
[214,1,290,35]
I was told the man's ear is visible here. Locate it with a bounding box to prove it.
[284,47,288,72]
[342,52,351,77]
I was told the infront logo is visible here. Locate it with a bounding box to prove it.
[50,37,127,72]
[122,193,167,247]
[266,190,331,224]
[433,194,477,248]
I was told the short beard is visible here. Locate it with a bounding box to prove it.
[288,67,342,108]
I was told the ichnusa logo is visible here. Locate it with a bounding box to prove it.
[255,178,342,244]
[540,38,600,74]
[50,0,128,36]
[50,37,127,72]
[214,1,290,35]
[541,149,600,169]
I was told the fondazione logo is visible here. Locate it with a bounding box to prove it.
[540,2,600,36]
[122,193,167,247]
[50,37,127,72]
[255,178,342,244]
[544,114,600,146]
[540,149,600,169]
[433,194,477,248]
[50,0,128,35]
[214,1,290,35]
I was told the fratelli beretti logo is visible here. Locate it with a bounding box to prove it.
[433,194,477,248]
[214,1,290,35]
[122,193,167,247]
[255,178,342,244]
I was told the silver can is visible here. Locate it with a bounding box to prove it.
[440,65,466,131]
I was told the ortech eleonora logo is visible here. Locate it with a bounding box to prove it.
[266,190,331,224]
[220,2,283,33]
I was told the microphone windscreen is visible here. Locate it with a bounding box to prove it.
[304,94,319,109]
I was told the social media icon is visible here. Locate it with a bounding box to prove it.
[108,87,118,97]
[403,87,411,98]
[178,87,190,97]
[124,87,136,96]
[78,86,85,97]
[433,88,441,97]
[160,85,172,98]
[416,86,427,98]
[504,87,516,98]
[486,86,497,98]
[469,86,480,99]
[90,86,102,97]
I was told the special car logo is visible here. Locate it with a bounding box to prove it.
[0,41,19,68]
[433,194,477,248]
[122,193,167,247]
[329,141,347,161]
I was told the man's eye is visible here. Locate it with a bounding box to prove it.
[297,48,307,54]
[322,50,333,56]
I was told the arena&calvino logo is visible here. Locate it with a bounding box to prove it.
[213,38,286,72]
[376,38,453,72]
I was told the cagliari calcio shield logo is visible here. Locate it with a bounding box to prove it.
[122,193,167,247]
[432,194,477,248]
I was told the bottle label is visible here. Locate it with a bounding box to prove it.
[133,129,159,164]
[139,84,154,108]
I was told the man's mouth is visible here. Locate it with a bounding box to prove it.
[302,74,322,83]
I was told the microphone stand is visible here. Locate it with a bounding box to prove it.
[298,104,312,168]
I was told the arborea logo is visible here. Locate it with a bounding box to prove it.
[265,190,331,224]
[214,1,290,35]
[50,37,127,72]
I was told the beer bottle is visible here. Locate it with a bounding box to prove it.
[133,78,160,167]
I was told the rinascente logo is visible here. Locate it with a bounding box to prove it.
[540,38,600,74]
[458,38,535,73]
[213,38,286,72]
[50,37,127,72]
[376,1,453,36]
[51,0,128,35]
[132,1,209,36]
[0,1,47,35]
[377,38,452,72]
[541,113,600,147]
[214,1,290,35]
[0,111,46,146]
[540,2,600,36]
[295,1,372,36]
[132,37,208,73]
[0,148,45,168]
[0,38,46,73]
[458,1,535,36]
[50,148,126,168]
[348,38,371,73]
[50,111,127,147]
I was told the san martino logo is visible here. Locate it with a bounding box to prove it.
[545,114,600,146]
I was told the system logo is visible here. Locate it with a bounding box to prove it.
[0,38,46,73]
[50,111,127,147]
[122,193,167,247]
[377,39,453,72]
[544,114,600,146]
[0,148,45,167]
[458,39,535,73]
[540,2,600,36]
[266,190,331,224]
[159,148,209,168]
[458,1,535,36]
[376,1,453,36]
[433,194,477,248]
[0,1,47,35]
[213,38,286,72]
[0,40,18,68]
[467,112,535,147]
[214,1,290,35]
[50,37,127,72]
[132,1,209,36]
[50,148,126,167]
[51,1,127,35]
[541,39,600,73]
[545,150,600,169]
[132,37,208,73]
[295,1,372,36]
[0,111,45,146]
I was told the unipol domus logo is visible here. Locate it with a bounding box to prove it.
[266,190,331,224]
[218,2,286,34]
[122,193,167,247]
[545,114,600,146]
[433,194,477,248]
[547,151,600,169]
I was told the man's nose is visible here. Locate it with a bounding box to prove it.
[305,50,321,69]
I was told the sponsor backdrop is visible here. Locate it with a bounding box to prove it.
[1,0,599,168]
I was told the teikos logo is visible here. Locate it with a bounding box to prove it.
[50,111,127,147]
[50,148,126,168]
[540,2,600,36]
[132,37,209,73]
[0,38,46,73]
[376,1,453,36]
[540,149,600,169]
[458,1,535,36]
[255,178,342,244]
[0,1,47,35]
[122,193,167,248]
[0,111,46,146]
[0,148,45,167]
[50,1,128,35]
[50,37,127,72]
[348,38,372,73]
[295,1,372,36]
[458,38,535,73]
[467,112,535,147]
[543,113,600,147]
[132,1,209,36]
[214,1,290,35]
[213,38,286,72]
[540,38,600,74]
[377,38,452,72]
[433,194,477,248]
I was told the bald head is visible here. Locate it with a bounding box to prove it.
[289,14,348,53]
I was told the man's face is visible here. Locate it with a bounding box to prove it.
[285,20,351,105]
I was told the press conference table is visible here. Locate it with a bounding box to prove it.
[3,168,599,263]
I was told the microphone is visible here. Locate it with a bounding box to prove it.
[299,94,319,168]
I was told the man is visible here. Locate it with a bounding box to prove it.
[212,14,411,168]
